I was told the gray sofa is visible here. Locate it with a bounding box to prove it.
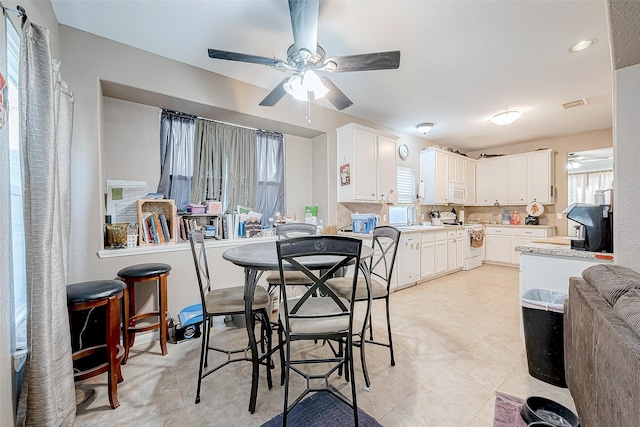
[564,264,640,427]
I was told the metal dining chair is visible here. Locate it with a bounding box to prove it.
[276,235,363,427]
[326,225,401,389]
[266,222,317,294]
[188,230,274,406]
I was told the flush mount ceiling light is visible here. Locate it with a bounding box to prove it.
[416,123,434,134]
[490,110,522,126]
[569,39,597,53]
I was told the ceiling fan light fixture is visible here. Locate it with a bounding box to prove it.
[490,110,522,126]
[283,70,328,101]
[416,122,433,134]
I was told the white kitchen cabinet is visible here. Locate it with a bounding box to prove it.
[337,123,399,203]
[475,156,508,206]
[456,229,464,269]
[508,154,528,204]
[527,150,554,204]
[421,148,475,205]
[484,227,513,264]
[465,159,476,206]
[434,231,448,275]
[448,155,465,184]
[475,161,492,205]
[484,226,555,265]
[396,234,421,288]
[420,149,449,204]
[447,230,464,272]
[420,235,435,280]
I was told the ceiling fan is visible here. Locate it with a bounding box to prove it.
[207,0,400,110]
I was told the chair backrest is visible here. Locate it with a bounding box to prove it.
[276,222,317,239]
[189,230,211,310]
[370,226,401,289]
[276,235,362,335]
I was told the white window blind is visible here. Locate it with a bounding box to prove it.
[397,166,415,204]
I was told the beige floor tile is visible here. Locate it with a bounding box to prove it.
[448,353,511,390]
[424,367,496,414]
[378,410,418,426]
[395,386,476,426]
[467,416,493,427]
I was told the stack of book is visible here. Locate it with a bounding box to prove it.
[140,212,172,244]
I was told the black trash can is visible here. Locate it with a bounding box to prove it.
[521,289,568,388]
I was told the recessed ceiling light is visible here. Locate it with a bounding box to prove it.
[569,39,597,52]
[490,110,522,126]
[416,123,434,134]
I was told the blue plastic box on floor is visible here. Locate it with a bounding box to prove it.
[169,304,203,343]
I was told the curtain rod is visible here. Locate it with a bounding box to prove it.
[162,108,283,137]
[1,2,27,19]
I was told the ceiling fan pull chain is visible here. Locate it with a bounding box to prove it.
[305,97,311,125]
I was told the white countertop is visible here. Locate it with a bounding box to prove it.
[515,242,614,260]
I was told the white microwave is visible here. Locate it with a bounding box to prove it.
[448,183,467,204]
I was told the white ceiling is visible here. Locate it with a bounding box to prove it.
[50,0,614,152]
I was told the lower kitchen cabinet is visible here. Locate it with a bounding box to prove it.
[484,226,554,265]
[455,229,464,269]
[434,231,448,275]
[420,233,435,279]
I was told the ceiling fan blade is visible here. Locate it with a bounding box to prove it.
[324,50,401,73]
[320,77,353,111]
[208,49,287,68]
[259,78,290,107]
[289,0,319,59]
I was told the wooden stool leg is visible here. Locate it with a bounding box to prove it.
[122,283,130,365]
[106,294,121,409]
[159,274,168,356]
[122,281,136,364]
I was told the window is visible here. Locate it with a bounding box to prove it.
[7,15,26,352]
[396,166,416,204]
[161,111,285,223]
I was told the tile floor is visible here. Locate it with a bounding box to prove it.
[74,264,575,426]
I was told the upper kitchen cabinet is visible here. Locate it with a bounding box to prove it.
[420,147,475,205]
[337,123,398,203]
[475,156,508,206]
[476,149,554,206]
[527,150,555,204]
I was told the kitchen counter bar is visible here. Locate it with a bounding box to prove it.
[515,242,614,260]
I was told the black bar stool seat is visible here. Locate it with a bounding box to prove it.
[67,279,126,409]
[117,263,172,364]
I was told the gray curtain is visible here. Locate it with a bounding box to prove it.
[191,119,224,204]
[225,125,257,212]
[16,17,76,426]
[158,110,195,211]
[192,119,257,213]
[256,131,285,221]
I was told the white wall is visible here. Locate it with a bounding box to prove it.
[613,63,640,270]
[284,135,314,219]
[103,98,161,186]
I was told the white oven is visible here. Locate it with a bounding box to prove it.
[463,224,484,270]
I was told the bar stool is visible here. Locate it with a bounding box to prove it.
[118,263,172,364]
[67,279,126,409]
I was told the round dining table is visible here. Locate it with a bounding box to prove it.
[222,238,373,413]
